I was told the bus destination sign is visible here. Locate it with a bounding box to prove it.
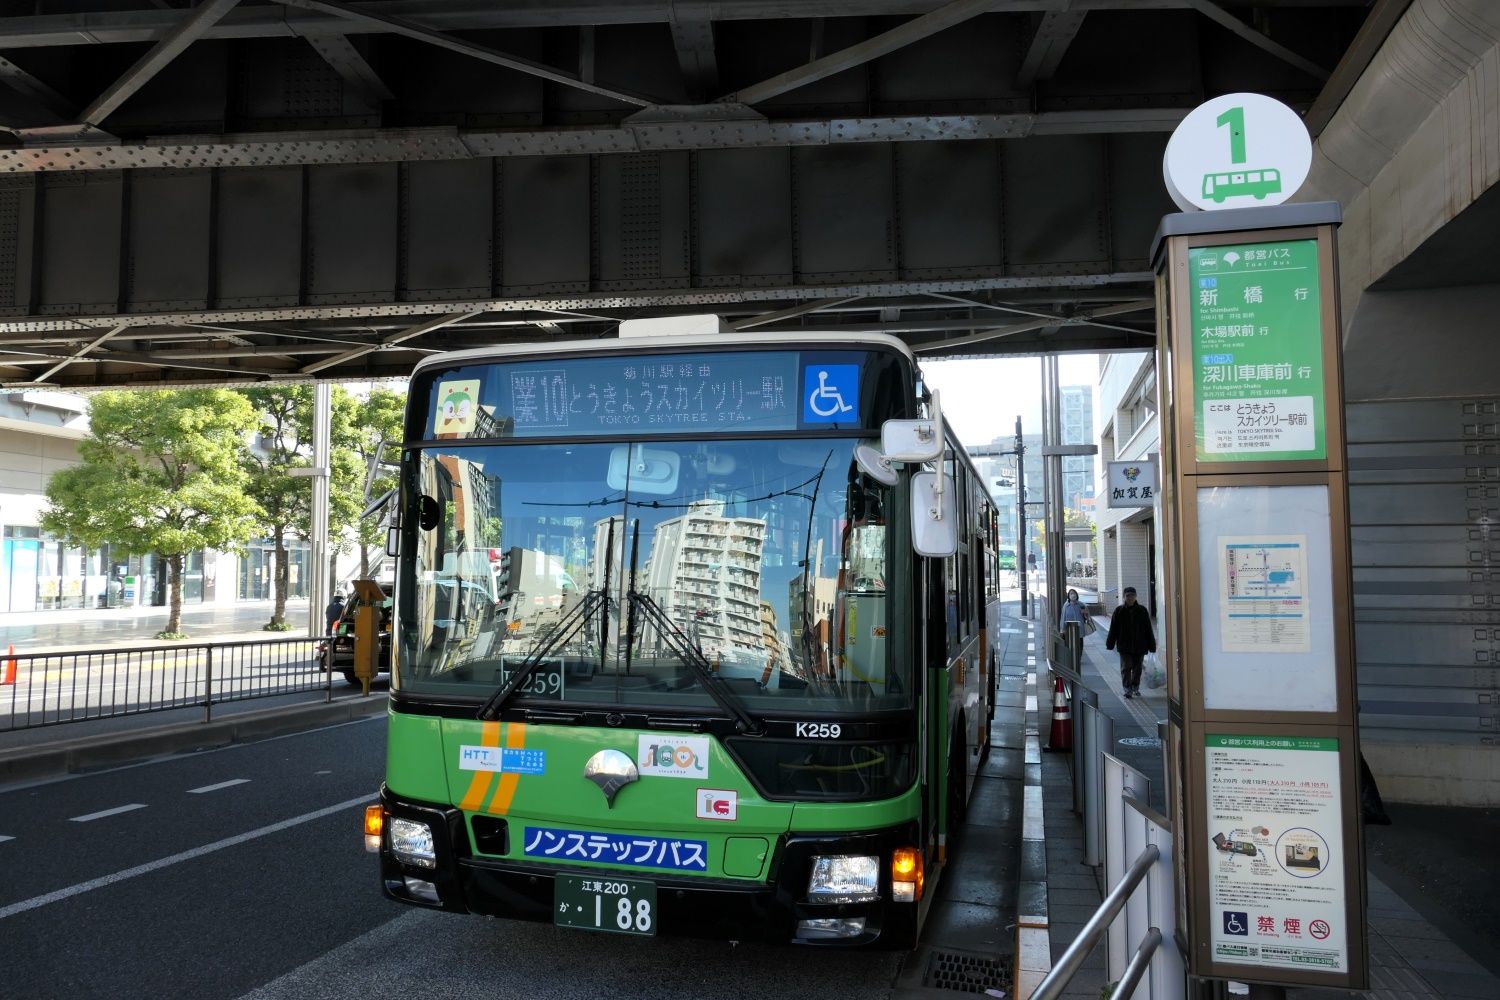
[428,351,872,438]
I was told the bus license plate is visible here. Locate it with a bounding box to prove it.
[554,874,657,936]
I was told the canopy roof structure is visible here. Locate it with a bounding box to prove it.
[0,0,1397,387]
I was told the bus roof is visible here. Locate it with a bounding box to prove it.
[410,330,918,377]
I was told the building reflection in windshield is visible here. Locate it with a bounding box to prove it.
[401,439,897,709]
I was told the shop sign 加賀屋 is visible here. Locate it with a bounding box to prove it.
[1106,461,1157,508]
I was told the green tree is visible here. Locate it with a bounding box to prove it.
[240,386,363,629]
[41,389,263,637]
[350,386,405,576]
[1030,507,1097,577]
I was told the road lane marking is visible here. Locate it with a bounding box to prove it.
[70,804,147,823]
[186,779,250,795]
[0,835,13,844]
[0,795,371,921]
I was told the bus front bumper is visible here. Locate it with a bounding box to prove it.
[376,786,921,949]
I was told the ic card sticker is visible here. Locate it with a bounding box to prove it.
[695,788,738,821]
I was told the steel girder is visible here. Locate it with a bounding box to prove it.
[0,1,1373,384]
[0,134,1166,385]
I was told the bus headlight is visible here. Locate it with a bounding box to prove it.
[807,855,879,903]
[389,817,437,869]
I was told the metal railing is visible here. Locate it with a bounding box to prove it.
[0,636,336,732]
[1033,843,1161,1000]
[1037,617,1185,1000]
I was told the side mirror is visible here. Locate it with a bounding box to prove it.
[911,470,957,557]
[385,526,400,558]
[854,441,899,486]
[880,390,945,463]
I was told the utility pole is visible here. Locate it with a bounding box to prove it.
[1015,415,1028,619]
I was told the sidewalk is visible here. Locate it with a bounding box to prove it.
[0,599,317,653]
[0,597,382,778]
[1034,614,1500,998]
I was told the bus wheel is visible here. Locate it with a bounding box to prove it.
[341,669,359,685]
[987,650,998,724]
[947,722,968,837]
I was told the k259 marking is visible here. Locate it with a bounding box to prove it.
[794,723,843,739]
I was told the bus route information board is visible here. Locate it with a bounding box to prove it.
[1189,239,1325,462]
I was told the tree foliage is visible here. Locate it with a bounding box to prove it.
[41,389,263,636]
[239,385,365,627]
[350,386,405,574]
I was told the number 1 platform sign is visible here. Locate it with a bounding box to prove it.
[1163,93,1312,213]
[1189,239,1325,462]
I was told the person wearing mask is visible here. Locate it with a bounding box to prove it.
[1105,586,1156,698]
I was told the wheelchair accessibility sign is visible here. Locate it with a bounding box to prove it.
[803,364,859,423]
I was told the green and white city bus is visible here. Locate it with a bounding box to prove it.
[367,331,999,948]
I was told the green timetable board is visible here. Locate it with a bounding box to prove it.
[1189,239,1325,462]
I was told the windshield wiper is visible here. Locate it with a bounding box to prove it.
[476,588,608,721]
[627,589,762,735]
[479,520,619,721]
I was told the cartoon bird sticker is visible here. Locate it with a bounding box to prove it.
[433,380,480,436]
[440,389,472,427]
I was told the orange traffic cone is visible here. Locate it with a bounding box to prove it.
[1,644,15,685]
[1047,677,1072,752]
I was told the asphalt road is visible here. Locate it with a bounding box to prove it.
[0,714,906,1000]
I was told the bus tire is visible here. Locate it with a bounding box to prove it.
[947,720,968,837]
[987,649,998,725]
[341,669,359,685]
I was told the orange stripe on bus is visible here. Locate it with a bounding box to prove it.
[457,720,501,812]
[487,722,529,815]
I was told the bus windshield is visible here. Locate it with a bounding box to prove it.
[396,437,905,715]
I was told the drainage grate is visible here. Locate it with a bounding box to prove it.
[923,948,1012,995]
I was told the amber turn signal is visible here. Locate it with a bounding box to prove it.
[364,804,384,854]
[891,846,923,902]
[364,804,384,837]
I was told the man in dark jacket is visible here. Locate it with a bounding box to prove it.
[325,591,346,634]
[1105,586,1156,698]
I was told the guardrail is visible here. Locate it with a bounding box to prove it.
[1033,843,1162,1000]
[0,636,335,732]
[1037,619,1185,1000]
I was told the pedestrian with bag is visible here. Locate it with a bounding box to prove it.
[1059,589,1092,635]
[1105,585,1155,699]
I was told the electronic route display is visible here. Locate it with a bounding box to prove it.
[415,349,906,440]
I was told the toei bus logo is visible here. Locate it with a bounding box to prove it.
[638,735,710,779]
